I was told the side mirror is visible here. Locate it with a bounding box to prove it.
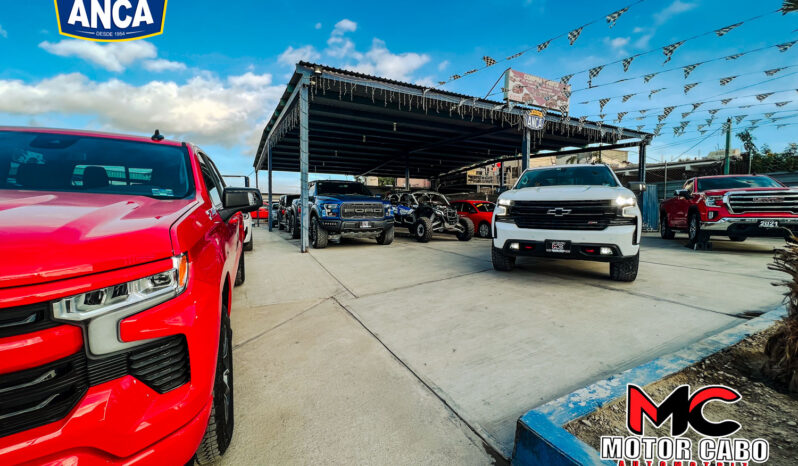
[628,181,647,193]
[674,189,690,198]
[220,187,262,221]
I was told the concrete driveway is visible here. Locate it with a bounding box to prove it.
[223,226,786,463]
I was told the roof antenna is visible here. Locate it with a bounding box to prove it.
[151,129,165,141]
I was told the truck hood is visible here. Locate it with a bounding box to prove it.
[703,187,795,196]
[0,191,195,289]
[316,194,385,203]
[499,185,634,202]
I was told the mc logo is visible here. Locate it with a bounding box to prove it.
[626,384,742,437]
[54,0,167,42]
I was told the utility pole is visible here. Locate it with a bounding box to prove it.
[723,117,732,175]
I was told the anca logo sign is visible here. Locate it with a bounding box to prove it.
[54,0,167,42]
[627,384,742,437]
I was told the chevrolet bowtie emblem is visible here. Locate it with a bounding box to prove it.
[547,208,572,217]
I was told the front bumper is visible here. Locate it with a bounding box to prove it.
[319,218,394,237]
[493,220,640,258]
[702,217,798,236]
[0,262,220,465]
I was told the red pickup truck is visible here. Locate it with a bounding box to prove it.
[0,127,261,464]
[660,174,798,246]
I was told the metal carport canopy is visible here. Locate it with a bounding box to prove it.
[253,62,652,251]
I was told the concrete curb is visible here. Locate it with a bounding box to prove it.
[511,306,787,465]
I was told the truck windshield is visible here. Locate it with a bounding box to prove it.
[0,131,193,199]
[515,166,618,188]
[316,182,373,196]
[697,176,783,191]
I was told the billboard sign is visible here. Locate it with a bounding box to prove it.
[523,109,545,131]
[54,0,168,42]
[505,69,570,113]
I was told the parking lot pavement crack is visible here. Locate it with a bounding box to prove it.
[640,259,775,281]
[307,252,359,299]
[233,299,326,350]
[332,296,510,464]
[355,268,494,299]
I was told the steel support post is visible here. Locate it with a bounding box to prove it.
[638,142,647,183]
[267,145,273,232]
[299,79,310,252]
[522,129,530,172]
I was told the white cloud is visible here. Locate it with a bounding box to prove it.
[607,37,630,49]
[347,39,430,82]
[0,72,283,147]
[143,58,187,72]
[654,1,697,25]
[278,45,321,66]
[0,25,7,38]
[331,19,357,35]
[39,40,157,72]
[438,60,450,71]
[315,22,322,30]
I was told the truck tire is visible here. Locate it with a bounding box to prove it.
[243,235,253,252]
[377,225,394,245]
[491,246,515,271]
[412,217,433,243]
[234,252,245,286]
[278,219,285,231]
[195,312,234,464]
[478,221,491,238]
[456,217,474,241]
[311,217,328,249]
[660,213,675,240]
[687,212,708,248]
[291,215,300,239]
[610,252,639,282]
[729,235,746,242]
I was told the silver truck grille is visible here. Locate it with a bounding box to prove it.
[341,202,384,219]
[726,191,798,214]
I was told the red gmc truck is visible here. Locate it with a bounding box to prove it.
[660,174,798,247]
[0,127,261,464]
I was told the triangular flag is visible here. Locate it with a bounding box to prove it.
[681,111,692,119]
[662,41,685,63]
[578,116,587,130]
[637,125,645,131]
[756,93,774,102]
[568,27,583,46]
[725,53,745,60]
[649,88,665,99]
[463,69,478,75]
[658,106,675,121]
[506,51,525,60]
[715,22,743,37]
[764,112,775,118]
[560,74,574,84]
[643,73,658,83]
[622,94,635,102]
[450,74,461,80]
[683,63,701,79]
[639,109,648,115]
[617,112,627,122]
[749,119,761,126]
[776,40,798,52]
[537,40,552,52]
[775,101,790,107]
[719,76,737,86]
[707,109,720,115]
[765,68,786,76]
[599,98,611,111]
[684,83,699,94]
[721,98,733,105]
[692,102,703,111]
[482,56,497,67]
[606,7,629,28]
[735,115,746,124]
[622,56,636,72]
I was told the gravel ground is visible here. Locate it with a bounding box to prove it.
[565,325,798,465]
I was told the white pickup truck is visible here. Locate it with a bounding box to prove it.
[491,164,643,281]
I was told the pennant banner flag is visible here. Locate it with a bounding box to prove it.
[683,63,701,79]
[568,27,583,46]
[588,65,604,88]
[735,115,747,124]
[438,81,446,85]
[622,56,636,72]
[750,119,761,126]
[617,112,627,122]
[708,109,720,115]
[482,56,497,67]
[649,88,665,99]
[639,109,648,115]
[692,102,704,111]
[697,124,706,131]
[684,83,699,94]
[725,53,745,60]
[537,40,552,52]
[507,51,525,60]
[721,98,734,105]
[578,116,587,130]
[658,106,676,121]
[606,7,629,28]
[599,98,611,111]
[706,117,716,125]
[463,69,478,76]
[450,74,461,80]
[775,101,790,107]
[643,73,658,83]
[663,41,685,63]
[622,94,635,102]
[715,22,743,37]
[720,76,737,86]
[637,125,645,131]
[777,40,797,52]
[681,111,692,119]
[560,74,575,84]
[764,112,775,119]
[740,104,753,108]
[777,124,788,129]
[765,67,786,76]
[756,92,774,101]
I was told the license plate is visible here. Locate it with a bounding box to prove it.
[360,221,371,228]
[546,240,571,254]
[759,220,779,228]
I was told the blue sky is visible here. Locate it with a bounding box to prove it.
[0,0,796,191]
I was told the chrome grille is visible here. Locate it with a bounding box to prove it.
[0,302,59,339]
[509,200,633,230]
[726,191,798,214]
[341,202,384,219]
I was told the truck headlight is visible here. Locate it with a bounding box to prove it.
[622,206,638,218]
[52,254,189,355]
[615,195,636,207]
[385,205,393,216]
[321,203,338,217]
[495,205,508,216]
[704,195,723,207]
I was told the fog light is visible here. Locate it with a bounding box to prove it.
[510,242,520,250]
[708,211,717,220]
[600,247,613,255]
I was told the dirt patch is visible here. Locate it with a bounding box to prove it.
[565,325,798,465]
